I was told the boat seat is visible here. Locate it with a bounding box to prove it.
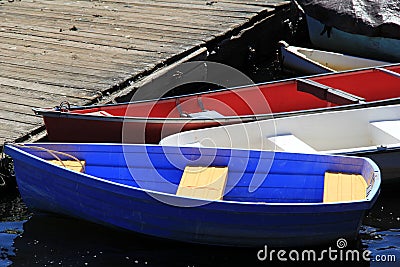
[370,120,400,140]
[296,78,365,105]
[267,134,316,153]
[176,166,228,200]
[187,110,225,119]
[323,172,367,203]
[48,160,86,173]
[85,111,113,116]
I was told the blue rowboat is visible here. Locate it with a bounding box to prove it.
[5,143,380,247]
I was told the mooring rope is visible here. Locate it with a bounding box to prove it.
[0,143,9,187]
[13,144,85,172]
[0,173,6,187]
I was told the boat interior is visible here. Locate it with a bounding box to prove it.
[161,104,400,155]
[13,144,377,205]
[60,65,400,119]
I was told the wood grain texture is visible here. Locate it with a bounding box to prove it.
[0,0,287,143]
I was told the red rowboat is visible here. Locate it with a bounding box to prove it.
[34,64,400,143]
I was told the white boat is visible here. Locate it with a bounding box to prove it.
[279,41,389,75]
[160,104,400,182]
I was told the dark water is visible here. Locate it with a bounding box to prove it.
[1,18,399,265]
[0,181,398,267]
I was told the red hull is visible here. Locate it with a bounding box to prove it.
[38,64,400,143]
[44,116,231,144]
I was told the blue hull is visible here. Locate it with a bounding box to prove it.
[5,144,381,247]
[306,15,400,62]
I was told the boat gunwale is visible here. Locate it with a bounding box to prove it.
[279,40,389,73]
[280,41,336,72]
[5,143,381,207]
[31,63,400,119]
[160,103,400,155]
[32,97,400,123]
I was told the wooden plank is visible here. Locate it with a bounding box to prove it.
[0,77,94,99]
[0,0,286,144]
[0,18,207,47]
[8,0,263,18]
[86,0,266,13]
[0,54,131,79]
[0,118,40,142]
[208,0,290,7]
[0,40,154,72]
[2,3,254,30]
[48,160,86,173]
[0,60,124,84]
[0,31,167,61]
[0,45,138,75]
[0,86,86,107]
[0,64,116,91]
[323,172,367,203]
[177,166,229,200]
[0,109,41,126]
[0,27,183,56]
[0,101,45,119]
[1,8,226,35]
[0,14,214,43]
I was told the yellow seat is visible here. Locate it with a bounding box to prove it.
[48,160,86,173]
[323,172,367,203]
[176,166,228,200]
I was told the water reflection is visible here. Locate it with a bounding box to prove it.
[0,182,398,267]
[0,221,24,267]
[0,191,30,267]
[10,214,370,267]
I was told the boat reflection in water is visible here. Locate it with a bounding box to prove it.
[7,181,400,266]
[9,213,374,267]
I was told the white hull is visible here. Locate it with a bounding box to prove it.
[161,104,400,181]
[279,41,389,75]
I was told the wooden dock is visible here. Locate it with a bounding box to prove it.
[0,0,290,144]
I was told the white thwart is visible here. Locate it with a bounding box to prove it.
[267,134,316,153]
[370,120,400,140]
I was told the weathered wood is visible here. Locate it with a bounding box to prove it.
[0,64,116,90]
[0,77,94,99]
[0,118,39,142]
[2,8,227,35]
[0,55,130,80]
[0,108,42,126]
[9,0,263,17]
[1,13,215,43]
[0,31,167,62]
[4,4,254,31]
[0,0,289,144]
[0,85,84,105]
[0,41,152,73]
